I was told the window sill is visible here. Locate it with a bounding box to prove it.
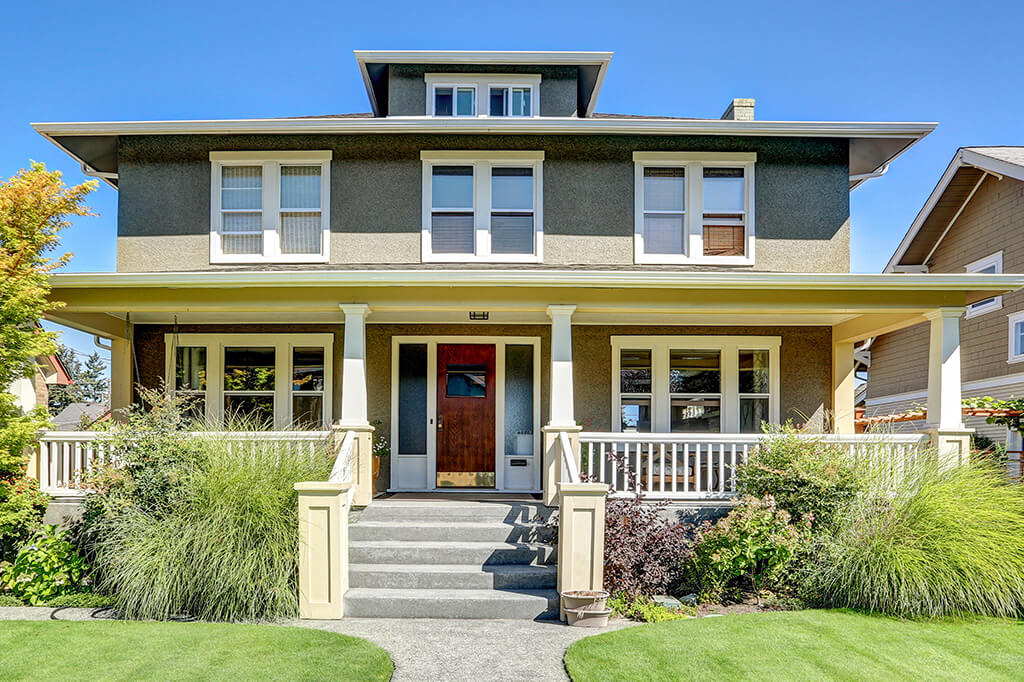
[210,255,330,265]
[422,253,542,264]
[964,302,1002,319]
[1007,356,1024,365]
[635,254,755,266]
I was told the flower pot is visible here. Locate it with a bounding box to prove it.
[372,457,381,483]
[565,607,612,627]
[560,589,609,612]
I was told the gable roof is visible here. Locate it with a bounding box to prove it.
[886,147,1024,270]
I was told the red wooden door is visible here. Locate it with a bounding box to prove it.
[436,344,496,487]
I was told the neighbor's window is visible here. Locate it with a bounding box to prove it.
[422,152,543,262]
[1009,312,1024,364]
[965,251,1003,318]
[633,153,755,264]
[614,336,778,433]
[210,152,330,263]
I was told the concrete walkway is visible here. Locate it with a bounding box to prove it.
[295,617,636,682]
[0,607,634,681]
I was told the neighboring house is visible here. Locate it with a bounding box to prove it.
[866,147,1024,445]
[52,401,110,430]
[8,352,71,415]
[27,51,1023,618]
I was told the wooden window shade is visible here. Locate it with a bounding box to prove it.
[703,223,745,256]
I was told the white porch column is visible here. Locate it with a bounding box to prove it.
[338,304,374,505]
[832,334,856,435]
[543,305,580,506]
[109,329,133,422]
[925,307,971,466]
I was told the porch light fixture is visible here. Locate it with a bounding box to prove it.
[469,311,489,320]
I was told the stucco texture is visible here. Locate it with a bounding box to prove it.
[116,134,850,273]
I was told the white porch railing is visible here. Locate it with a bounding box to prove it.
[579,432,931,500]
[33,430,332,495]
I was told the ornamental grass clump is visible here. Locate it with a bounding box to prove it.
[90,430,331,622]
[810,458,1024,617]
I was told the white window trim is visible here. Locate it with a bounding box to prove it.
[425,74,541,118]
[611,335,781,433]
[1007,311,1024,364]
[421,150,544,263]
[165,332,334,429]
[965,251,1003,318]
[209,151,331,264]
[633,152,756,266]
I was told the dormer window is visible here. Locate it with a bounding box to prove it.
[425,74,540,118]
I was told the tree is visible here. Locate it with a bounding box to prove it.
[0,162,96,560]
[48,344,109,413]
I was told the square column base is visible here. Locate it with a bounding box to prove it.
[332,423,375,507]
[542,425,582,507]
[926,427,973,469]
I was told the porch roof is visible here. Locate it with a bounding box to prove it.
[45,269,1024,343]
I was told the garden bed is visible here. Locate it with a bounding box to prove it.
[0,619,393,680]
[564,609,1024,681]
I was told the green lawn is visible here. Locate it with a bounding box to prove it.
[564,609,1024,681]
[0,620,392,681]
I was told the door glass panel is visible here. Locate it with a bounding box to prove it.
[446,364,487,398]
[671,397,721,432]
[398,344,427,455]
[621,398,651,432]
[620,349,652,393]
[739,350,770,393]
[670,350,720,393]
[504,345,534,456]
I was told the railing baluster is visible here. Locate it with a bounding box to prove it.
[659,443,666,493]
[729,443,737,493]
[609,443,617,491]
[671,443,678,494]
[646,442,653,494]
[683,443,690,494]
[718,443,725,494]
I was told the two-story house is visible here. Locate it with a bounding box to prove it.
[866,147,1024,451]
[32,50,1018,500]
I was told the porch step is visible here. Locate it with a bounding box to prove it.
[349,520,551,544]
[349,540,556,566]
[358,500,553,524]
[349,563,557,590]
[343,587,560,620]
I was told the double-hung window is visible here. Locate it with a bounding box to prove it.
[210,151,331,263]
[167,333,333,429]
[421,151,543,262]
[1008,312,1024,364]
[613,336,780,433]
[633,152,755,265]
[426,74,540,118]
[965,251,1003,318]
[432,84,477,117]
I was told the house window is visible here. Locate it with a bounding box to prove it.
[633,152,756,265]
[965,251,1003,318]
[166,333,333,429]
[421,151,543,263]
[612,336,780,433]
[210,152,331,264]
[425,74,540,118]
[1008,312,1024,364]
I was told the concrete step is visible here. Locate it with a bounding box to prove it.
[349,520,552,544]
[343,587,559,620]
[349,540,556,566]
[349,563,557,590]
[359,501,553,524]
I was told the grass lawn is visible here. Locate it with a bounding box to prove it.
[564,609,1024,681]
[0,620,392,681]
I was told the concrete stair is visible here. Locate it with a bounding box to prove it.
[345,499,559,619]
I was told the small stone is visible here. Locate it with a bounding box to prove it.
[679,593,698,606]
[652,595,682,611]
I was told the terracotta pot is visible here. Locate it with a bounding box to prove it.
[565,607,612,627]
[561,589,609,612]
[372,457,381,483]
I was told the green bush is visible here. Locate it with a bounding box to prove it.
[44,592,115,608]
[1,525,90,605]
[687,496,810,603]
[0,593,24,606]
[88,428,332,622]
[809,459,1024,617]
[737,425,862,530]
[608,593,693,622]
[0,475,50,563]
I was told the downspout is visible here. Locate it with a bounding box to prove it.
[849,163,890,184]
[80,161,118,182]
[94,336,112,351]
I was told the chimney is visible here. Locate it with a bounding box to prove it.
[721,98,755,121]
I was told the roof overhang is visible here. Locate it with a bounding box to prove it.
[353,50,613,117]
[32,117,935,193]
[887,148,1024,271]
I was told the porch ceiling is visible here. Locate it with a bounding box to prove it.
[45,270,1024,342]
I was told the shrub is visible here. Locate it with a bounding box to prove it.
[603,492,692,598]
[0,593,23,606]
[737,425,862,530]
[0,476,49,563]
[45,592,115,608]
[809,459,1024,618]
[1,525,90,605]
[608,593,693,622]
[687,496,810,603]
[88,429,332,622]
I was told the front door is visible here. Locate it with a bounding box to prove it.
[436,344,496,487]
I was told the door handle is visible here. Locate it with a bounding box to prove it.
[437,415,444,431]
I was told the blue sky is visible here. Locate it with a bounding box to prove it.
[4,0,1023,364]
